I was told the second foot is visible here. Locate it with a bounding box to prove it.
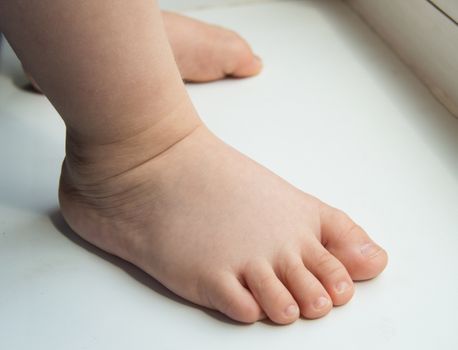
[163,11,262,82]
[59,126,387,324]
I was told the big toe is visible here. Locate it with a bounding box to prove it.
[319,203,388,281]
[221,31,263,78]
[229,52,263,78]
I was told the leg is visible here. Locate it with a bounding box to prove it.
[25,10,263,91]
[0,0,387,324]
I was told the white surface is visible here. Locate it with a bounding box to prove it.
[159,0,284,11]
[1,1,458,349]
[158,0,290,11]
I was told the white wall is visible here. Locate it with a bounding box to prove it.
[431,0,458,22]
[346,0,458,118]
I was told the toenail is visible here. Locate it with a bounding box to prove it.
[360,243,381,257]
[314,296,330,309]
[285,304,299,317]
[335,281,350,294]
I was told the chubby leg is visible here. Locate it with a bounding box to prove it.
[25,10,262,91]
[0,0,387,324]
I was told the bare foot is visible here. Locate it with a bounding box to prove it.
[25,11,262,91]
[59,124,388,324]
[163,11,262,82]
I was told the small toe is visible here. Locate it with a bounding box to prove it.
[302,239,354,306]
[319,203,388,281]
[204,273,263,323]
[278,256,332,319]
[244,259,299,324]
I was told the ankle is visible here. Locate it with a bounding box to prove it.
[63,105,203,187]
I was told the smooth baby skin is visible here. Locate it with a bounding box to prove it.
[60,124,387,324]
[1,0,387,325]
[163,11,262,82]
[25,11,262,91]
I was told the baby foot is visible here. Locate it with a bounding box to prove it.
[25,11,261,92]
[162,11,262,82]
[59,125,387,324]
